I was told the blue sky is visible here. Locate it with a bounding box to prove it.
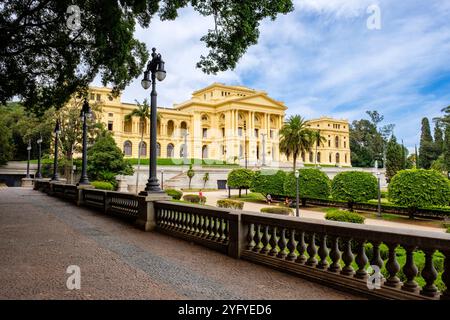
[93,0,450,151]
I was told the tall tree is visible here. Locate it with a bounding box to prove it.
[310,129,326,167]
[385,135,403,182]
[349,119,378,167]
[433,122,444,157]
[444,125,450,172]
[0,0,293,113]
[125,99,150,194]
[418,117,434,169]
[279,115,313,171]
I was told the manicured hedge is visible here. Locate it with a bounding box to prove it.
[250,169,286,196]
[183,194,206,204]
[260,207,293,215]
[331,171,378,210]
[91,181,114,190]
[388,169,450,215]
[165,189,183,200]
[217,199,244,210]
[324,208,365,224]
[283,168,330,204]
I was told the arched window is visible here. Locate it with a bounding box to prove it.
[317,152,321,163]
[202,145,208,159]
[139,141,147,157]
[167,120,174,137]
[201,114,209,121]
[309,152,313,163]
[167,143,174,158]
[336,153,340,163]
[180,121,187,131]
[335,136,339,148]
[156,143,161,157]
[123,141,132,156]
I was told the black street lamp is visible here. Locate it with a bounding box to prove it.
[295,169,300,217]
[160,169,164,189]
[26,139,31,178]
[78,99,92,185]
[36,135,42,178]
[140,47,166,195]
[51,120,61,181]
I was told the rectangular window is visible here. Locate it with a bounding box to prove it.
[202,128,208,138]
[270,130,273,139]
[238,128,243,137]
[222,128,225,137]
[90,93,95,100]
[108,113,113,117]
[96,94,101,101]
[108,121,113,131]
[254,128,259,138]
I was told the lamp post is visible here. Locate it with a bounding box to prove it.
[36,135,42,179]
[51,120,61,181]
[140,47,166,195]
[78,99,92,185]
[374,160,382,217]
[160,169,164,189]
[261,133,267,166]
[295,169,300,218]
[26,139,31,178]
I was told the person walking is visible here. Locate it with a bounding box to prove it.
[199,189,204,205]
[266,193,272,205]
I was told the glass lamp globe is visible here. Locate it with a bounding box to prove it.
[156,70,166,81]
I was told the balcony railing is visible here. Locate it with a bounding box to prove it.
[33,179,450,300]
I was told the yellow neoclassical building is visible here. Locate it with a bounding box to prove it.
[88,83,351,167]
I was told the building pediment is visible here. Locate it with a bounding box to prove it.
[225,93,287,110]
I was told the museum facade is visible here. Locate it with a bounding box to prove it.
[88,83,351,166]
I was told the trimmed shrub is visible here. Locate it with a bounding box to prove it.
[260,207,293,215]
[324,208,365,224]
[388,169,450,217]
[250,169,286,197]
[165,189,183,200]
[217,199,244,210]
[227,169,254,197]
[284,168,331,205]
[331,171,378,211]
[91,181,114,190]
[183,194,206,204]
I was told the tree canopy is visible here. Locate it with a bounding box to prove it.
[0,0,293,113]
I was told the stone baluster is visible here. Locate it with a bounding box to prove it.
[287,229,297,261]
[277,228,287,259]
[188,213,195,235]
[341,238,355,276]
[295,231,307,264]
[215,218,221,242]
[199,215,205,237]
[401,246,419,293]
[159,209,166,227]
[385,243,401,288]
[246,223,255,250]
[420,249,439,298]
[220,219,227,243]
[329,236,341,273]
[261,225,271,254]
[441,250,450,300]
[355,240,368,280]
[168,210,174,229]
[208,217,216,240]
[269,226,279,256]
[194,214,200,235]
[174,211,180,230]
[370,241,384,273]
[253,224,262,252]
[306,233,318,267]
[317,234,329,270]
[181,212,187,232]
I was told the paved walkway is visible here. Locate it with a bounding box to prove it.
[0,188,358,300]
[203,191,446,233]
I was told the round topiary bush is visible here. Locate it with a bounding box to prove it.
[388,169,450,217]
[227,169,254,197]
[250,169,286,197]
[217,199,244,210]
[183,194,206,204]
[283,168,330,205]
[324,209,365,224]
[260,207,293,215]
[165,189,183,200]
[331,171,378,211]
[91,181,114,190]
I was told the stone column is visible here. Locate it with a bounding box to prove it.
[135,193,171,231]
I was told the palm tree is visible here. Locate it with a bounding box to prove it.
[125,99,150,194]
[279,115,314,171]
[311,129,327,167]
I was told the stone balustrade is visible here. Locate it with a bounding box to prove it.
[33,179,450,300]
